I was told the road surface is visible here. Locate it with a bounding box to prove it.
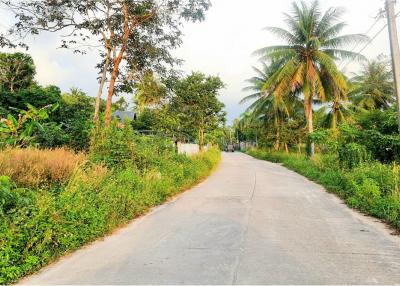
[22,152,400,285]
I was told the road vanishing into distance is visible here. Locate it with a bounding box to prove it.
[21,152,400,285]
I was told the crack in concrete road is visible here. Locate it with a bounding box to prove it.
[21,152,400,285]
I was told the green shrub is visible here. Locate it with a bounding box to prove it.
[338,143,370,169]
[89,121,135,168]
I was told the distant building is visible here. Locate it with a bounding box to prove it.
[112,110,136,121]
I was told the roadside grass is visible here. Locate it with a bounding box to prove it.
[0,148,85,188]
[0,143,220,284]
[246,149,400,231]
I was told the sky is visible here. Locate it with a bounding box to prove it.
[0,0,397,123]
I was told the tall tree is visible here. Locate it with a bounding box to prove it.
[256,0,367,155]
[349,57,394,110]
[5,0,211,125]
[241,60,297,150]
[0,52,35,92]
[171,72,226,150]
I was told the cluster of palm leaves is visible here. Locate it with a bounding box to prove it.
[240,0,394,155]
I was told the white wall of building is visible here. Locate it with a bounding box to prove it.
[177,143,209,156]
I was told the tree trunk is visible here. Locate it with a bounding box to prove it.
[332,100,338,130]
[199,128,204,152]
[332,112,337,130]
[104,3,130,126]
[284,143,289,154]
[94,47,111,122]
[274,128,280,151]
[306,98,315,156]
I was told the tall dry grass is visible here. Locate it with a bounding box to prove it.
[0,148,86,188]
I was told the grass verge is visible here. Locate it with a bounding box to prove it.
[0,147,221,284]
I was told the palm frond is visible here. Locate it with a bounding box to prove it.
[323,34,369,49]
[323,48,366,61]
[264,26,300,45]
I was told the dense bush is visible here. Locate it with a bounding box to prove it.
[336,124,400,163]
[338,143,370,169]
[89,122,136,168]
[0,139,220,284]
[247,149,400,230]
[357,130,400,163]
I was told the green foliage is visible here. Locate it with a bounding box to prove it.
[133,72,167,112]
[247,149,400,230]
[89,121,135,168]
[309,129,338,154]
[0,141,221,284]
[171,72,226,148]
[349,57,394,110]
[53,88,94,150]
[0,52,94,151]
[357,130,400,163]
[112,97,129,112]
[338,143,370,169]
[0,52,35,92]
[356,108,398,135]
[0,85,62,118]
[0,176,17,215]
[0,104,58,148]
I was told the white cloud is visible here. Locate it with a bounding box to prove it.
[32,50,71,86]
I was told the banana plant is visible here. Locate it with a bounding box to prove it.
[0,103,58,147]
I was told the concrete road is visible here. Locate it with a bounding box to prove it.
[21,152,400,285]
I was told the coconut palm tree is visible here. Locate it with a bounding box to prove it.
[349,58,394,110]
[241,60,294,150]
[242,61,305,150]
[256,0,367,155]
[133,72,167,113]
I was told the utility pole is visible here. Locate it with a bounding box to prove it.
[386,0,400,131]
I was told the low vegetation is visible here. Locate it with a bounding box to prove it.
[0,148,85,188]
[0,125,221,284]
[247,149,400,230]
[0,1,227,284]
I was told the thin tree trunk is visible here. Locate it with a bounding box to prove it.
[199,128,204,151]
[274,128,280,151]
[104,3,130,126]
[306,98,315,156]
[332,111,337,130]
[94,47,111,122]
[284,143,289,154]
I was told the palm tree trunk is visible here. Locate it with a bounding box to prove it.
[274,128,280,151]
[306,98,315,156]
[332,111,337,130]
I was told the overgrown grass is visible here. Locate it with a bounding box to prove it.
[0,143,220,284]
[0,148,85,188]
[247,149,400,230]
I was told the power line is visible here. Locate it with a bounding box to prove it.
[339,10,383,67]
[342,24,387,70]
[341,11,400,71]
